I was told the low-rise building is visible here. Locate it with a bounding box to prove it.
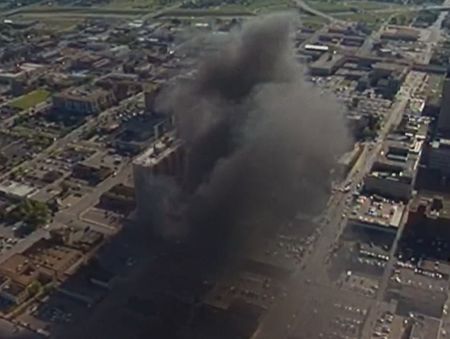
[381,26,420,41]
[99,184,135,214]
[309,53,346,76]
[304,44,329,53]
[57,273,105,306]
[337,144,363,176]
[0,281,28,305]
[347,195,406,234]
[0,181,37,201]
[24,239,84,281]
[71,163,113,185]
[53,87,115,115]
[364,136,421,200]
[54,227,104,254]
[0,63,46,95]
[0,254,40,287]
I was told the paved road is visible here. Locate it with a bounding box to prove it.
[0,318,43,339]
[252,69,423,339]
[357,11,400,57]
[333,3,450,17]
[0,92,143,182]
[54,163,133,234]
[420,0,450,64]
[141,2,182,19]
[0,101,49,131]
[0,229,49,265]
[296,0,341,23]
[54,128,175,235]
[0,93,143,262]
[358,70,430,338]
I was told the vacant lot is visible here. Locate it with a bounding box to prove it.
[157,8,254,16]
[9,89,50,110]
[14,6,144,15]
[307,0,401,13]
[101,0,158,9]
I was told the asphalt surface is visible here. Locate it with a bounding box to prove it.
[296,0,341,23]
[251,65,426,339]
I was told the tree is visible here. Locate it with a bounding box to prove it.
[27,280,43,297]
[9,199,50,228]
[362,126,377,140]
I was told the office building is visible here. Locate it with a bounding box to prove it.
[53,87,115,115]
[347,195,405,234]
[429,138,450,176]
[144,83,161,113]
[309,53,346,76]
[404,195,450,241]
[364,136,421,201]
[438,71,450,135]
[132,134,184,225]
[380,26,420,41]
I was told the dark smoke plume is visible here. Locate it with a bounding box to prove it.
[48,14,352,339]
[158,14,351,260]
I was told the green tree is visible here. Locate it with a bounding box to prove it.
[27,280,43,297]
[10,199,50,228]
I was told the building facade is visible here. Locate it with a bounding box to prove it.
[438,72,450,136]
[429,138,450,176]
[132,134,184,226]
[53,88,115,115]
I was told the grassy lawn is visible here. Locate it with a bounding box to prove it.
[256,3,295,12]
[306,0,349,12]
[157,8,254,16]
[9,89,50,110]
[101,0,157,9]
[18,6,145,15]
[12,14,83,30]
[246,0,295,11]
[39,18,82,30]
[348,1,402,10]
[333,10,400,28]
[302,15,327,28]
[388,11,416,25]
[218,0,295,13]
[307,0,402,13]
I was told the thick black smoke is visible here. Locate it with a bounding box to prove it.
[158,14,351,260]
[46,15,352,339]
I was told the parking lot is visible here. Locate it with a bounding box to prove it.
[17,293,88,335]
[337,272,379,298]
[289,285,372,339]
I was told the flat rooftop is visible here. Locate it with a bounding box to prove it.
[348,195,405,229]
[409,314,440,339]
[311,52,345,69]
[409,195,450,220]
[25,240,83,275]
[133,134,183,167]
[55,87,109,100]
[369,138,420,181]
[0,181,37,198]
[431,138,450,149]
[373,62,406,73]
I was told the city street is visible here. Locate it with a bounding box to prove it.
[252,68,426,339]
